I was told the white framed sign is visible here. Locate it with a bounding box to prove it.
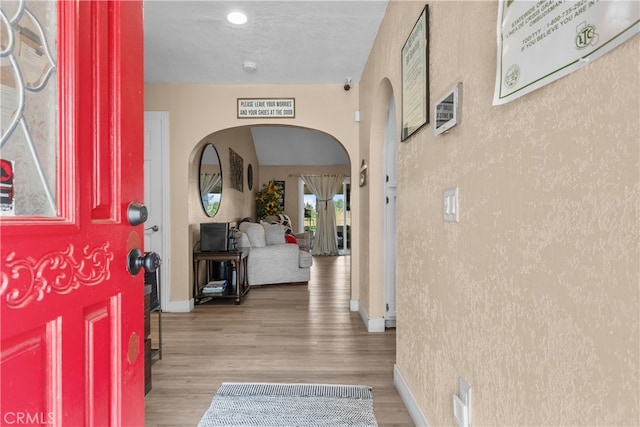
[237,98,295,118]
[434,83,462,136]
[493,0,639,105]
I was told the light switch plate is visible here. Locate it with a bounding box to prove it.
[459,378,471,425]
[444,187,459,222]
[453,394,468,427]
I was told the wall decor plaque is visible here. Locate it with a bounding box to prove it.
[493,0,639,105]
[401,5,429,141]
[229,148,243,192]
[237,98,295,118]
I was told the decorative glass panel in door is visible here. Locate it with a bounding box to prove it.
[1,0,58,217]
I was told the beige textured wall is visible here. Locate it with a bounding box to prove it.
[360,1,639,425]
[145,84,360,305]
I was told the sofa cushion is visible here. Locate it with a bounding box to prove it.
[236,231,250,248]
[261,221,286,245]
[246,244,311,286]
[239,222,266,248]
[299,250,313,268]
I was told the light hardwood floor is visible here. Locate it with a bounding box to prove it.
[144,255,414,426]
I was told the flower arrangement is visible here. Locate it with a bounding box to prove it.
[256,181,282,219]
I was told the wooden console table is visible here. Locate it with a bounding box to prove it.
[193,248,250,304]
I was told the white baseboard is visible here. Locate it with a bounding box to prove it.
[350,299,359,311]
[355,301,385,332]
[394,364,430,427]
[164,299,194,313]
[367,317,385,332]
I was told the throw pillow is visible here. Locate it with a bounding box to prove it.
[239,222,266,248]
[261,221,286,245]
[275,213,293,234]
[266,214,293,234]
[285,234,298,245]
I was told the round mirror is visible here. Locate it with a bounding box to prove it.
[199,144,222,217]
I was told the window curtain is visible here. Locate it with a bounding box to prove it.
[301,174,344,256]
[200,173,221,199]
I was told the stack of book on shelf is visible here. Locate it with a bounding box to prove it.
[202,279,227,295]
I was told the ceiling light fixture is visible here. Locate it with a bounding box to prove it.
[227,11,247,25]
[242,61,258,73]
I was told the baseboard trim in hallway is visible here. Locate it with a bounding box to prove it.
[164,299,193,313]
[394,364,430,427]
[355,300,385,332]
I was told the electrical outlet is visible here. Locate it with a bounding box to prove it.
[459,377,472,425]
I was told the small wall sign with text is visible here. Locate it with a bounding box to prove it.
[237,98,295,118]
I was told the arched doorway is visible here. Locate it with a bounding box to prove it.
[383,95,398,327]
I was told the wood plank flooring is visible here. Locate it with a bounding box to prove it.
[144,255,414,426]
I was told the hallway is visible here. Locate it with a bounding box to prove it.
[144,255,413,426]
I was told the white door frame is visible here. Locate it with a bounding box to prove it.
[338,177,351,253]
[298,177,305,234]
[144,111,170,311]
[383,96,398,327]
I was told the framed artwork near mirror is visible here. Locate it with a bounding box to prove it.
[229,148,243,192]
[247,164,253,190]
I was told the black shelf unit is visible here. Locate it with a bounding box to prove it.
[193,246,250,304]
[144,270,162,395]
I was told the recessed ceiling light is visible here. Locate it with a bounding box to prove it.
[227,11,247,25]
[242,61,258,73]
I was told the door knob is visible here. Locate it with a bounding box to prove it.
[145,225,159,232]
[127,201,148,226]
[127,249,161,275]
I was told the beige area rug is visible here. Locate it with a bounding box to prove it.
[198,382,378,427]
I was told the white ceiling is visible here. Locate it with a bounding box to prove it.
[251,126,350,165]
[143,0,388,84]
[143,0,388,165]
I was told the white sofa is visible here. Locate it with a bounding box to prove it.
[238,222,312,286]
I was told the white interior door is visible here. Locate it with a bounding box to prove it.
[384,96,398,326]
[144,111,170,311]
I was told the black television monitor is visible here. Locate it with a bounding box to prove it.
[200,222,231,252]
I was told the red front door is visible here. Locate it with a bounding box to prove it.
[0,1,145,425]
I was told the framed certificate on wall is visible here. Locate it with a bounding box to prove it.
[401,5,429,142]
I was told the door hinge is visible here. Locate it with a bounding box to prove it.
[386,303,389,312]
